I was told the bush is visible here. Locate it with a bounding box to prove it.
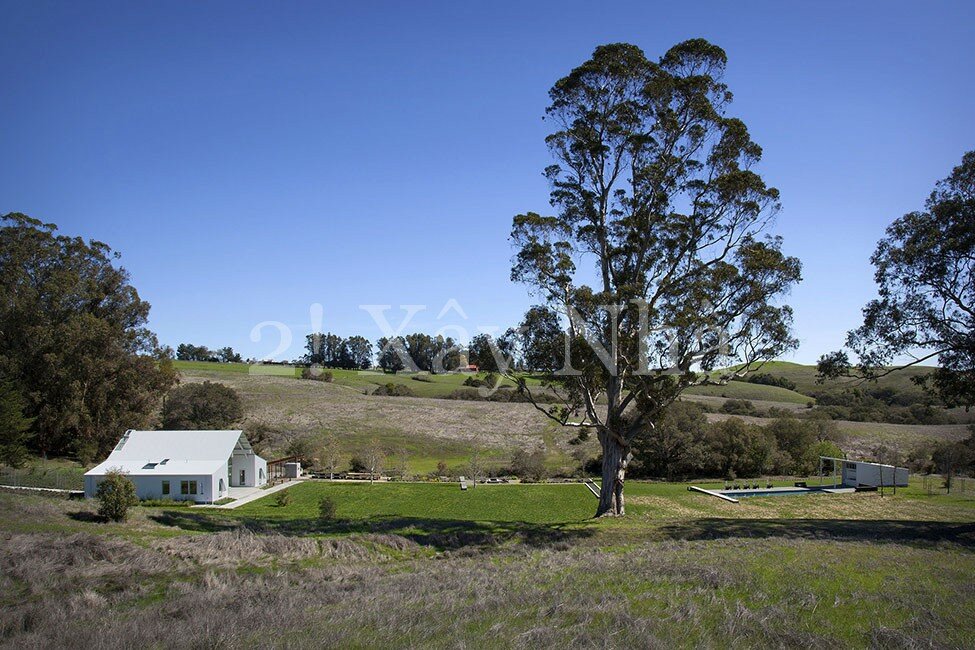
[162,381,242,429]
[720,399,758,416]
[318,496,337,521]
[737,373,797,391]
[372,383,416,397]
[510,448,547,482]
[95,470,138,522]
[411,374,433,382]
[349,455,368,472]
[274,490,291,507]
[300,367,334,382]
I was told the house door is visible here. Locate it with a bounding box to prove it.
[240,469,246,485]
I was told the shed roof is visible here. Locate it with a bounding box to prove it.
[85,430,258,477]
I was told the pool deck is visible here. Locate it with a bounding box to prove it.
[689,485,856,502]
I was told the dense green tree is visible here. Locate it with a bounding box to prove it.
[819,151,975,409]
[630,400,709,480]
[161,381,242,430]
[508,42,801,515]
[176,344,215,362]
[376,337,407,373]
[517,306,565,373]
[341,335,374,369]
[0,213,177,458]
[706,418,774,479]
[216,347,242,363]
[765,416,818,475]
[0,376,33,467]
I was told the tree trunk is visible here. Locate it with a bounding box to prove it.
[596,432,628,516]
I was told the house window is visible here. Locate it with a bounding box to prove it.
[162,480,170,496]
[219,478,225,493]
[181,480,198,495]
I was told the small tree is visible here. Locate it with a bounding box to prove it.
[394,446,410,481]
[95,469,138,522]
[436,460,448,476]
[274,489,291,507]
[318,496,337,522]
[318,430,340,479]
[468,446,485,487]
[364,440,386,483]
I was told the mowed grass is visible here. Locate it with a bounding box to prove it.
[232,481,597,524]
[227,478,975,533]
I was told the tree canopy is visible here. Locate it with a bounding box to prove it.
[160,381,242,430]
[818,150,975,409]
[508,41,801,515]
[0,213,177,460]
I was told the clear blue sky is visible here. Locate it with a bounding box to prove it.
[2,1,973,363]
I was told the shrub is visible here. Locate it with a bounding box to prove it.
[274,490,291,507]
[720,399,758,416]
[411,374,433,382]
[162,381,242,429]
[739,373,797,391]
[372,383,416,397]
[510,448,547,482]
[300,367,334,382]
[318,496,337,521]
[95,470,138,522]
[349,455,368,472]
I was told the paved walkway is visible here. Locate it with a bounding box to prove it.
[206,480,297,509]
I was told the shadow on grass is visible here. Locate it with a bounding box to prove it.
[149,510,595,551]
[656,518,975,549]
[67,511,108,524]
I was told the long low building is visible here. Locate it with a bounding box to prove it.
[820,456,909,489]
[84,429,267,503]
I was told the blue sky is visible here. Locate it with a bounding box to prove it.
[2,1,973,363]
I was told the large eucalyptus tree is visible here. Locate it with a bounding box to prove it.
[508,41,801,516]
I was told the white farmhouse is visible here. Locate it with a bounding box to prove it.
[84,430,267,504]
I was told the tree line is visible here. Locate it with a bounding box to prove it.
[176,343,242,363]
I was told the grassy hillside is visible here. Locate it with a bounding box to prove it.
[173,363,581,475]
[727,360,937,401]
[683,380,813,404]
[166,361,969,475]
[2,481,974,647]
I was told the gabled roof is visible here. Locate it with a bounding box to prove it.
[85,430,259,477]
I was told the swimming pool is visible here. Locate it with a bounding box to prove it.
[720,487,813,498]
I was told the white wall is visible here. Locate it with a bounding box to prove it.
[85,473,216,503]
[230,452,267,487]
